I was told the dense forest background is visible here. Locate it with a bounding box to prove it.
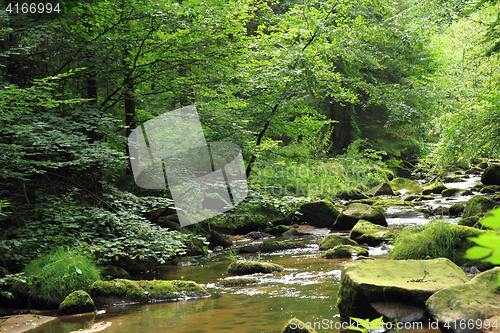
[1,0,499,272]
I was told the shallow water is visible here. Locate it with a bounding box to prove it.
[28,177,485,333]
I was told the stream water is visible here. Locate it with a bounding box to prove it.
[28,176,483,333]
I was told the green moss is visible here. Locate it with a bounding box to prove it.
[323,245,368,259]
[227,260,283,275]
[349,220,397,246]
[389,222,489,268]
[347,198,413,208]
[136,280,208,300]
[208,230,233,249]
[389,178,423,193]
[458,216,480,228]
[422,182,447,195]
[332,203,387,230]
[441,188,464,197]
[58,290,95,315]
[480,185,500,193]
[369,182,396,196]
[218,277,259,287]
[281,318,318,333]
[297,200,340,228]
[89,279,148,306]
[449,203,465,216]
[426,267,500,324]
[463,196,496,218]
[259,241,302,252]
[404,194,434,202]
[319,234,358,251]
[183,236,206,256]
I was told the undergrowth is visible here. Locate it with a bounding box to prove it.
[14,247,100,304]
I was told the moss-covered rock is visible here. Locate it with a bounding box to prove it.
[227,260,283,275]
[449,203,465,216]
[89,279,149,306]
[265,225,290,236]
[319,234,358,251]
[101,265,131,281]
[183,236,206,256]
[337,258,469,321]
[471,184,484,192]
[208,230,233,249]
[457,216,480,228]
[389,178,423,193]
[441,188,465,197]
[331,203,387,230]
[349,220,397,246]
[281,318,318,333]
[480,185,500,193]
[426,267,500,333]
[404,194,434,202]
[463,195,496,218]
[136,280,208,301]
[481,164,500,185]
[210,204,281,234]
[389,222,490,269]
[323,245,368,259]
[156,214,181,231]
[58,290,95,315]
[369,182,396,196]
[422,182,447,195]
[218,277,259,287]
[296,200,340,228]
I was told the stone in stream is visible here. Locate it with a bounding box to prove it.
[295,200,340,228]
[441,188,466,197]
[319,233,358,251]
[422,182,447,195]
[426,267,500,333]
[331,203,387,230]
[403,194,434,202]
[389,177,423,193]
[369,182,396,196]
[349,219,397,246]
[100,265,131,280]
[457,216,480,228]
[226,260,283,275]
[58,290,95,315]
[463,195,496,218]
[89,279,208,306]
[208,230,233,249]
[449,203,465,216]
[480,185,500,193]
[481,164,500,185]
[322,245,368,259]
[337,258,469,321]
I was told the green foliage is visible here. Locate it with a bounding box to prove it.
[464,207,500,286]
[347,316,386,333]
[16,248,100,304]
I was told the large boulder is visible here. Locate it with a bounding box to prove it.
[58,290,95,315]
[389,178,423,193]
[337,258,469,321]
[331,203,387,230]
[422,182,447,195]
[463,195,496,218]
[369,182,396,196]
[426,267,500,333]
[296,200,340,228]
[136,280,209,301]
[226,260,283,275]
[349,220,397,246]
[481,165,500,185]
[319,234,358,251]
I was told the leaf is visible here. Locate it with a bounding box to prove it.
[75,266,82,274]
[468,233,500,249]
[464,246,493,260]
[479,208,500,229]
[481,249,500,264]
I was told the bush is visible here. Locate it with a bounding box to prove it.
[16,248,100,305]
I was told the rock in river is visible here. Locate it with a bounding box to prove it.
[331,203,387,230]
[349,219,397,246]
[481,164,500,185]
[426,267,500,333]
[337,258,468,321]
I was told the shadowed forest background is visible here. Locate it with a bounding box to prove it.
[1,0,500,297]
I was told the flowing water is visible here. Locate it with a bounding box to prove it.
[28,176,483,333]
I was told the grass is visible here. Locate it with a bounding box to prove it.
[17,247,100,304]
[389,220,484,266]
